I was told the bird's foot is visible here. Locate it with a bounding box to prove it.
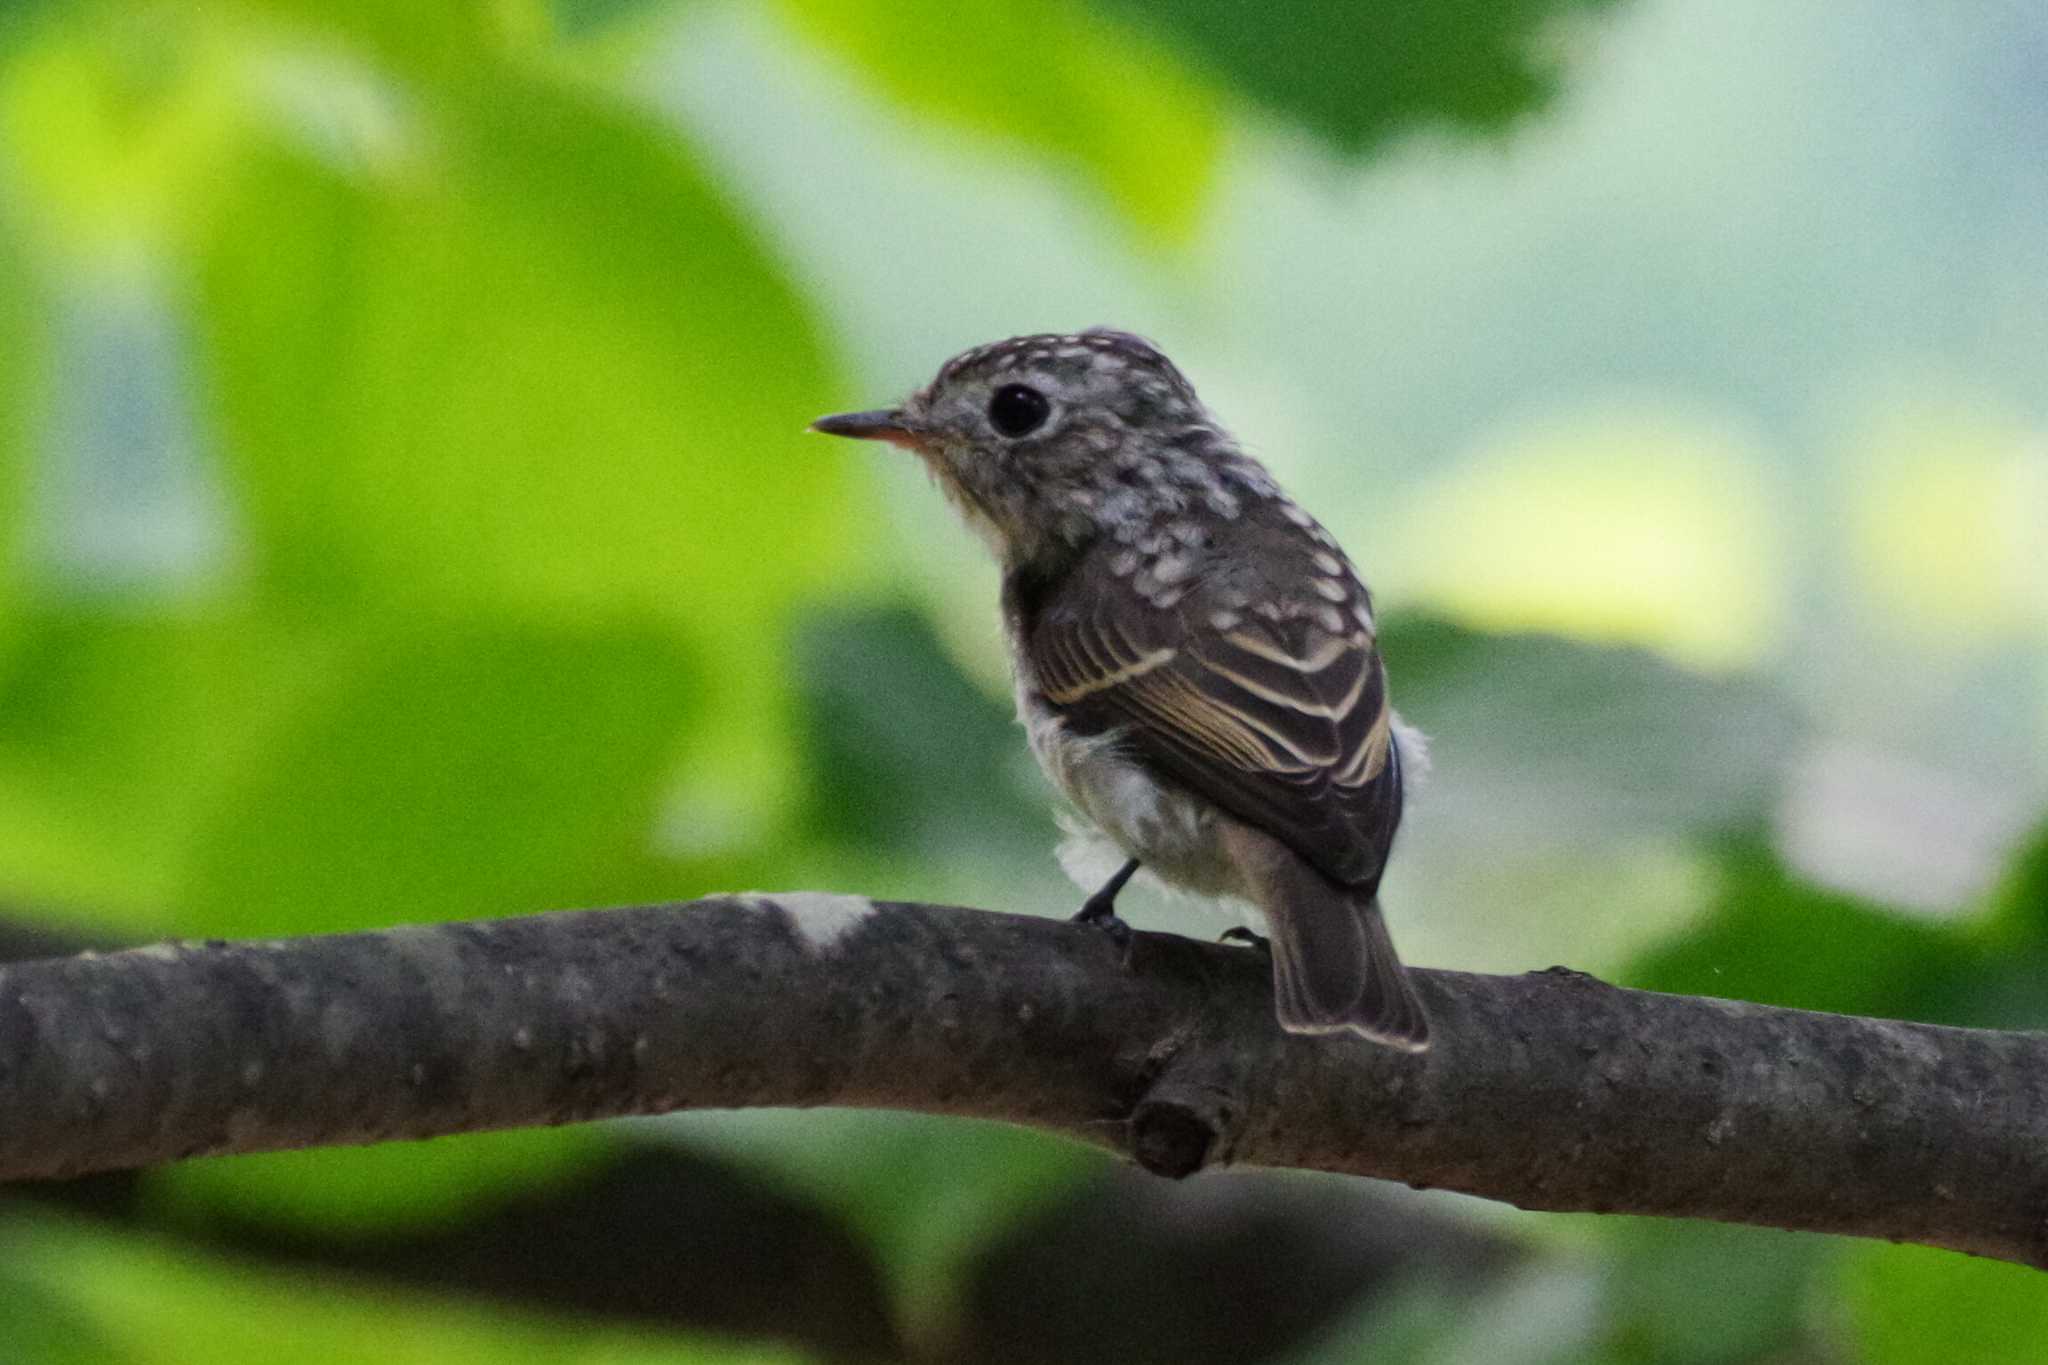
[1072,858,1139,956]
[1071,894,1134,954]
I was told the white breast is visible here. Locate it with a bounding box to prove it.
[1016,685,1247,903]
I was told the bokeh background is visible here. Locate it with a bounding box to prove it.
[2,0,2046,1360]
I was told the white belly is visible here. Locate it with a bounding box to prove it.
[1019,692,1249,903]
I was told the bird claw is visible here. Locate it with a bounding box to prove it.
[1071,858,1138,960]
[1072,897,1135,956]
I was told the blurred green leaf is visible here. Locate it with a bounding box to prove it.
[12,1209,817,1364]
[0,0,53,58]
[0,10,251,255]
[1623,824,2048,1036]
[776,0,1221,242]
[1839,1242,2048,1365]
[1094,0,1620,155]
[182,617,697,936]
[1982,818,2048,948]
[1594,1219,1831,1365]
[0,608,704,939]
[0,207,36,636]
[1378,616,1801,974]
[1284,1258,1600,1365]
[150,1126,608,1235]
[193,56,861,812]
[1278,1276,1475,1365]
[0,607,311,926]
[0,1235,107,1365]
[1952,821,2048,1030]
[0,4,866,940]
[219,0,514,81]
[1303,1220,1832,1365]
[552,0,684,41]
[793,604,1042,857]
[781,601,1128,923]
[1385,617,1798,842]
[1623,840,1983,1023]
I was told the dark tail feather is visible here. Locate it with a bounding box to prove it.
[1216,821,1430,1050]
[1265,889,1430,1051]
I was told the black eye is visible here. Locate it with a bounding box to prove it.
[988,384,1050,437]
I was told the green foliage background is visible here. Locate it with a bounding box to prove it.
[1,0,2045,1361]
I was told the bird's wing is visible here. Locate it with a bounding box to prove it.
[1026,555,1402,890]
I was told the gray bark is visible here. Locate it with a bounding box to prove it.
[2,893,2044,1266]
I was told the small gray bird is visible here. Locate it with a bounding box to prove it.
[813,329,1428,1049]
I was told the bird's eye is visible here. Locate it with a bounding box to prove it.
[987,384,1051,437]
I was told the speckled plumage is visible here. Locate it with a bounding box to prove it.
[813,329,1428,1049]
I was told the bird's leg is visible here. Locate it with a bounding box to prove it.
[1073,859,1139,950]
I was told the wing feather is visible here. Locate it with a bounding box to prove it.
[1024,546,1403,889]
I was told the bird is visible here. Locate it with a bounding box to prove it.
[811,328,1428,1050]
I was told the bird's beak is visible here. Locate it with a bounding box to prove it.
[809,408,925,449]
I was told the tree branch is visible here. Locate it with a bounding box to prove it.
[3,894,2044,1266]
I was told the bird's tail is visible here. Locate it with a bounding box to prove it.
[1265,889,1429,1050]
[1227,834,1426,1050]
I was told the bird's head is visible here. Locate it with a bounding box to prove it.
[813,329,1235,565]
